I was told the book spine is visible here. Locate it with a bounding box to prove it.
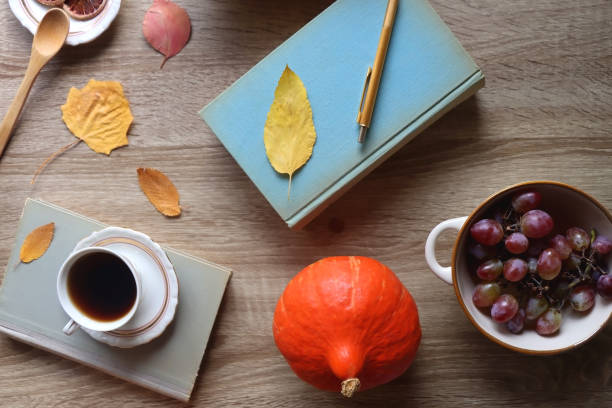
[287,69,485,229]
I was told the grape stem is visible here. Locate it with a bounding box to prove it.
[505,223,520,233]
[524,275,549,298]
[503,207,513,221]
[584,259,606,275]
[582,264,592,280]
[545,293,557,308]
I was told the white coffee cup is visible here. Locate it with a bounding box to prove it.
[57,247,141,335]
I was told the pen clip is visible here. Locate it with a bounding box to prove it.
[357,67,372,124]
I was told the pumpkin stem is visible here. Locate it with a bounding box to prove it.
[340,378,360,398]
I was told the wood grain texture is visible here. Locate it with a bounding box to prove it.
[0,0,611,406]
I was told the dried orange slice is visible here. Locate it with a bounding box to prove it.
[63,0,108,20]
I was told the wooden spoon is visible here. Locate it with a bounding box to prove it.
[0,8,70,158]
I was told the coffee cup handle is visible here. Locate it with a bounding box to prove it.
[63,319,79,335]
[425,216,468,285]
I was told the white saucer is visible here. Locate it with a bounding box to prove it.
[9,0,121,46]
[71,227,179,348]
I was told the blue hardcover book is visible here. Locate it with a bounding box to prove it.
[200,0,484,229]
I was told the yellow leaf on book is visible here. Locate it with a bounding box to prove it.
[61,79,133,155]
[137,168,182,217]
[264,66,317,198]
[20,223,55,263]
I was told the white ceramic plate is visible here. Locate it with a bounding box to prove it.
[71,227,179,348]
[8,0,121,46]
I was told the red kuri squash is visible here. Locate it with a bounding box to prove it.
[273,256,421,397]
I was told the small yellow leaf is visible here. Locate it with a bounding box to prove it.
[61,79,133,155]
[264,66,317,198]
[137,168,182,217]
[20,223,55,263]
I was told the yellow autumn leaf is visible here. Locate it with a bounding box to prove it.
[137,168,182,217]
[20,223,55,263]
[264,66,317,198]
[61,79,133,155]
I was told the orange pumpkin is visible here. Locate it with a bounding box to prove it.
[273,256,421,397]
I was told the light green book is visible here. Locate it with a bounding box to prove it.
[0,199,231,402]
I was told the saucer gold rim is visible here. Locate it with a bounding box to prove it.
[72,227,179,348]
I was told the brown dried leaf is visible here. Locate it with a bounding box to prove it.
[20,223,55,263]
[137,168,181,217]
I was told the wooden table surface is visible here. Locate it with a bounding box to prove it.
[1,0,611,406]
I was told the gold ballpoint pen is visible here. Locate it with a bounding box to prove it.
[357,0,399,143]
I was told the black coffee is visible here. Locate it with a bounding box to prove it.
[67,252,137,322]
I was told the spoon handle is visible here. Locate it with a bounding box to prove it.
[0,55,46,158]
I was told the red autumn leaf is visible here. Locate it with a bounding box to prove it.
[142,0,191,69]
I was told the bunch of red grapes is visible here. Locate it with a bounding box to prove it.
[469,190,612,336]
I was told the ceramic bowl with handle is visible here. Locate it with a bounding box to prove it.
[425,181,612,354]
